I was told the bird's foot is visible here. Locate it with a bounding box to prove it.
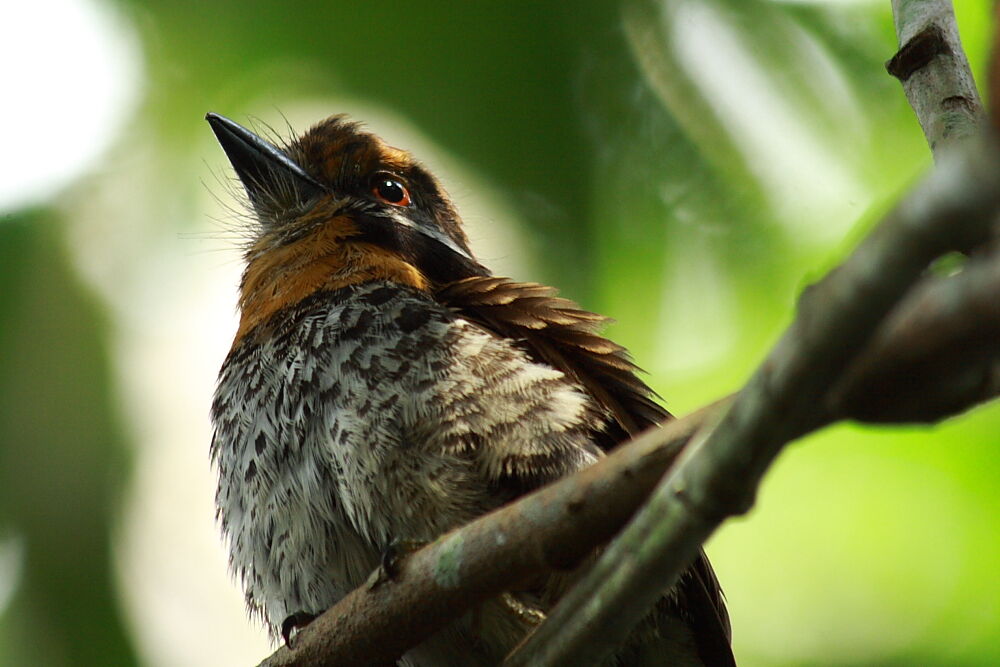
[281,611,318,648]
[367,538,427,589]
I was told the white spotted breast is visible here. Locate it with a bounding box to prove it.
[210,280,604,637]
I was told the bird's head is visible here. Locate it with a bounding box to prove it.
[207,113,489,340]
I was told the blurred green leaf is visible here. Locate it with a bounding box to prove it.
[0,213,137,667]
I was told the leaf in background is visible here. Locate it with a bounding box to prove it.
[0,213,137,666]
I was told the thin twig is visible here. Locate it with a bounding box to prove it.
[887,0,984,155]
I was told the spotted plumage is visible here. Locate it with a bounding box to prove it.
[207,113,735,666]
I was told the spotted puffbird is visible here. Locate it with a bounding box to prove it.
[207,112,736,666]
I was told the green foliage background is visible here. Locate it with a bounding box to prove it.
[0,1,996,665]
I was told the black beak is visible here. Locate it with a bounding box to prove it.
[206,112,324,211]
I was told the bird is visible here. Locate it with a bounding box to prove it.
[207,111,736,666]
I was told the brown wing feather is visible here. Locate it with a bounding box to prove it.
[438,275,736,666]
[437,276,669,448]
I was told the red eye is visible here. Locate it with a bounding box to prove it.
[372,176,411,207]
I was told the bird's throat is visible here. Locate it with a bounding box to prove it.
[234,221,428,347]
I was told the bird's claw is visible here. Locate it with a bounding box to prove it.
[368,538,427,589]
[281,611,317,648]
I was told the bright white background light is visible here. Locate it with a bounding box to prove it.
[0,0,142,213]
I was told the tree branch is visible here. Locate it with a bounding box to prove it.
[887,0,984,155]
[504,135,1000,666]
[831,242,1000,423]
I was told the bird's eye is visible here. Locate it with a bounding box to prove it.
[372,176,412,207]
